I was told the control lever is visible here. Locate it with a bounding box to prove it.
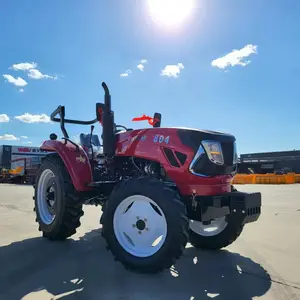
[89,125,95,160]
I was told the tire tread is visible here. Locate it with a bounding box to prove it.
[34,155,84,240]
[102,177,188,273]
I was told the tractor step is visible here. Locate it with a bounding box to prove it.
[88,181,116,187]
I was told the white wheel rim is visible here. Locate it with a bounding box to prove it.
[189,217,227,237]
[113,195,167,258]
[36,169,56,225]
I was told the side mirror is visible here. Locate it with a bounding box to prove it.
[153,112,161,128]
[96,103,105,124]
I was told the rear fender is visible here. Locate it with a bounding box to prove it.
[41,140,92,191]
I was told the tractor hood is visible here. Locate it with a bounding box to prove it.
[173,127,237,177]
[175,127,236,153]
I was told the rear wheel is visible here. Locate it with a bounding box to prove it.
[33,155,84,240]
[102,177,188,273]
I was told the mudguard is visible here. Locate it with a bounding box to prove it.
[41,140,93,191]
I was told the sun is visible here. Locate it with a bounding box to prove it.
[147,0,195,28]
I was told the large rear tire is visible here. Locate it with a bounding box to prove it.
[102,177,188,273]
[33,155,84,240]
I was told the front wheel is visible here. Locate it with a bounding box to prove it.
[102,177,188,273]
[189,215,244,250]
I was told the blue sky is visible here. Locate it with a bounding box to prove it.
[0,0,300,154]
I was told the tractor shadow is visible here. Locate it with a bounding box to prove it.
[0,229,272,300]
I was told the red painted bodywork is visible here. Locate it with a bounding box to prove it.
[41,140,93,191]
[41,127,232,196]
[115,128,232,196]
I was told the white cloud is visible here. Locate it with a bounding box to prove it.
[137,59,148,71]
[120,69,132,77]
[3,74,28,87]
[15,113,51,123]
[0,114,10,122]
[19,89,24,92]
[0,134,19,141]
[211,44,258,70]
[27,69,57,80]
[22,141,32,144]
[137,64,144,71]
[161,63,184,78]
[8,61,58,81]
[20,136,28,139]
[10,62,37,71]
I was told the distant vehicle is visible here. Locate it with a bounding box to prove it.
[282,167,293,174]
[274,170,283,175]
[274,168,293,175]
[0,145,50,183]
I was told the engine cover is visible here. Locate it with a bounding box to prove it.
[115,127,237,196]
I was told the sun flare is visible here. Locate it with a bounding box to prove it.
[147,0,195,28]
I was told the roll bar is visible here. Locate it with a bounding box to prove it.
[50,81,111,139]
[50,106,98,139]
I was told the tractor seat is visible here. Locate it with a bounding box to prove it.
[79,133,101,148]
[115,128,133,134]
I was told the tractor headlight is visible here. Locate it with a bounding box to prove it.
[201,140,224,166]
[233,141,238,164]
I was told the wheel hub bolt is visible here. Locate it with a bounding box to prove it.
[136,219,146,231]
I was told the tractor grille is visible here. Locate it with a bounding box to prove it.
[162,147,180,168]
[175,151,187,165]
[162,148,187,168]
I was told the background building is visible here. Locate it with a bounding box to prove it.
[238,150,300,174]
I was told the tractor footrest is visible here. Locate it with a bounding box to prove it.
[88,180,116,187]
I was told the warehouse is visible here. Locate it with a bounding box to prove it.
[238,150,300,174]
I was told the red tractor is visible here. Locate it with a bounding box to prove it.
[33,82,261,273]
